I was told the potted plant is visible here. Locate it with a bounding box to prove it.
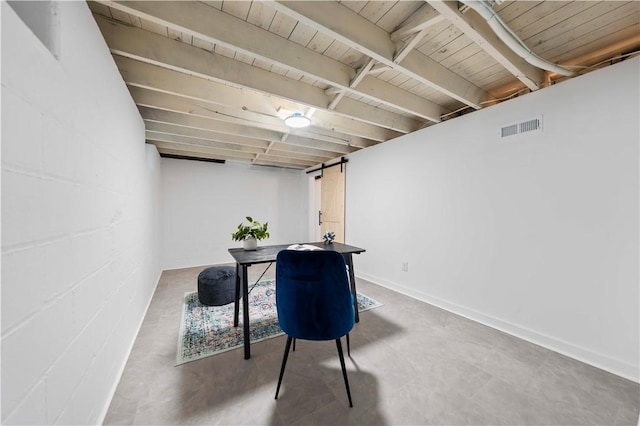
[231,216,270,250]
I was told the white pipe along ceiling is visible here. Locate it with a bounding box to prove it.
[460,0,576,77]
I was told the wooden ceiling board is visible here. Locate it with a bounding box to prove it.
[496,1,546,24]
[475,65,524,91]
[146,131,266,154]
[428,32,474,64]
[150,141,259,161]
[387,72,414,89]
[339,1,367,15]
[201,1,222,12]
[139,16,167,37]
[514,2,599,42]
[414,20,458,54]
[323,39,355,63]
[269,143,341,161]
[306,30,335,54]
[253,153,317,168]
[549,25,640,66]
[440,44,498,80]
[108,7,136,27]
[417,23,465,58]
[338,47,367,68]
[221,1,251,21]
[523,2,632,57]
[288,20,318,48]
[246,1,277,30]
[398,77,423,94]
[89,0,639,169]
[143,122,271,151]
[358,1,397,24]
[534,3,640,59]
[375,1,423,33]
[212,43,234,58]
[373,68,399,83]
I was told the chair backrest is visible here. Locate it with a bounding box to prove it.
[276,250,354,341]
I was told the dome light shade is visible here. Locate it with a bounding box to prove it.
[284,112,311,128]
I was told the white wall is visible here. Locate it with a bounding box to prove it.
[1,3,162,424]
[161,159,307,270]
[346,57,639,381]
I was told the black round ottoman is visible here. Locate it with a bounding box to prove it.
[197,266,236,306]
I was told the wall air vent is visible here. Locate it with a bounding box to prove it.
[501,124,518,138]
[500,116,543,138]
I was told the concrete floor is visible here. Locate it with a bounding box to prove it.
[104,263,639,425]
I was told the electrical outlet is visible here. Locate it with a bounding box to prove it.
[402,262,409,272]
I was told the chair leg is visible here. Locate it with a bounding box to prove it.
[346,333,350,357]
[292,338,296,352]
[335,338,353,407]
[275,336,293,400]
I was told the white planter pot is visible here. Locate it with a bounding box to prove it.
[243,237,258,251]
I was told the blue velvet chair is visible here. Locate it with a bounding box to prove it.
[274,249,355,407]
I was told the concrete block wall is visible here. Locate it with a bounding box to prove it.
[1,3,162,424]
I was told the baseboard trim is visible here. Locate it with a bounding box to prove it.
[356,272,639,383]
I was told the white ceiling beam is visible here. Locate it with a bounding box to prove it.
[356,76,441,121]
[269,142,340,160]
[129,86,375,147]
[281,134,358,156]
[105,1,353,85]
[393,29,428,65]
[156,146,309,170]
[427,1,544,91]
[270,0,490,110]
[100,3,428,129]
[131,86,289,133]
[139,107,278,144]
[390,3,446,41]
[327,97,414,137]
[140,107,357,155]
[327,58,375,111]
[149,132,328,165]
[96,16,413,137]
[150,141,258,161]
[145,122,269,149]
[97,16,411,138]
[146,121,338,161]
[253,153,317,168]
[114,55,401,142]
[146,131,265,154]
[267,147,330,162]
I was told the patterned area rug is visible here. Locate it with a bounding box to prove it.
[177,279,382,365]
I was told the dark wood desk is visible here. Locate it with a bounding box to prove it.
[228,242,366,359]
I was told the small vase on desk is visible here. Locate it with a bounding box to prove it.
[322,231,335,245]
[243,237,258,251]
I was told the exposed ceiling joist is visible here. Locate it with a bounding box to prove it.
[270,0,492,109]
[427,0,546,91]
[87,0,640,169]
[390,3,446,41]
[96,15,408,139]
[101,1,440,124]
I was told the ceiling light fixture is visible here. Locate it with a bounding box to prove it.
[284,112,311,128]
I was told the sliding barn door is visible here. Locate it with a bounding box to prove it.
[320,164,345,243]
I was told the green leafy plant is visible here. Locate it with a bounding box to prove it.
[231,216,270,241]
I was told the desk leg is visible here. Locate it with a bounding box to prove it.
[344,253,360,323]
[233,262,241,327]
[242,265,251,359]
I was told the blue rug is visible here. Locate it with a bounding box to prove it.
[177,279,382,365]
